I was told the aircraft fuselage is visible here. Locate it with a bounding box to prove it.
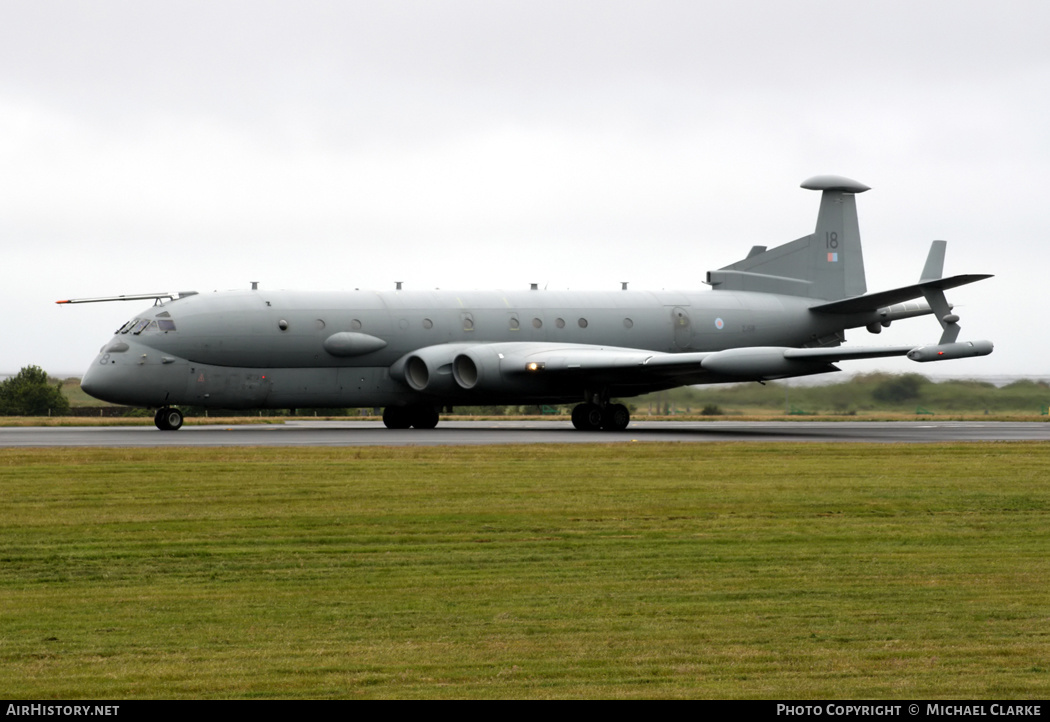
[81,287,863,409]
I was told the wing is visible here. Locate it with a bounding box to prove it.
[391,340,990,400]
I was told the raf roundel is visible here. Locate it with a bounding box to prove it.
[714,318,724,330]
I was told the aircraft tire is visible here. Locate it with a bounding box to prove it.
[601,403,630,431]
[571,403,603,431]
[155,407,183,431]
[410,405,440,429]
[382,406,412,429]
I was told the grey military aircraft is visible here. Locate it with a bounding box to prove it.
[63,175,992,431]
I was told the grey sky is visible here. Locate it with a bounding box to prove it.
[2,0,1047,378]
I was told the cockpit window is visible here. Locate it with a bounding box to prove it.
[131,319,151,335]
[157,319,176,332]
[118,319,139,334]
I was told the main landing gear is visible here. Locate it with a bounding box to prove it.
[154,406,184,431]
[571,402,630,431]
[382,404,440,429]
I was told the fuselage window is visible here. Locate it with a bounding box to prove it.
[532,318,542,329]
[624,318,633,329]
[423,318,433,329]
[578,318,588,328]
[555,317,565,329]
[157,319,176,332]
[509,317,520,330]
[351,319,362,330]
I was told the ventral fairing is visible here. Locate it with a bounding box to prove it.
[62,176,993,431]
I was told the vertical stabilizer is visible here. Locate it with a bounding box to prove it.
[807,176,868,300]
[707,175,870,301]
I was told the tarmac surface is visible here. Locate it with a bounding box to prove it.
[1,420,1047,447]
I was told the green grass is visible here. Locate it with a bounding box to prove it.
[2,443,1050,698]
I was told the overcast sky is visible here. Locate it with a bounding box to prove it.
[2,0,1047,379]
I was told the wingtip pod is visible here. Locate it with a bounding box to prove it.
[907,340,994,362]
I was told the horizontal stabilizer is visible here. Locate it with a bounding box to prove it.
[809,274,992,315]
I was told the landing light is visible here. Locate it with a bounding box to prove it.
[526,362,545,372]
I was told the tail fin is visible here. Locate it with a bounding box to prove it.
[706,175,869,301]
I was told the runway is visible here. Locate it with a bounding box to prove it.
[1,420,1047,447]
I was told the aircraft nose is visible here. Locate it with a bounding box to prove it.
[80,358,117,403]
[79,361,102,400]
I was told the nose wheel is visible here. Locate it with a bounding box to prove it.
[154,407,184,431]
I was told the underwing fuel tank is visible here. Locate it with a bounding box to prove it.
[906,340,994,362]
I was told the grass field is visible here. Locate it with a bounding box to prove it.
[2,442,1049,699]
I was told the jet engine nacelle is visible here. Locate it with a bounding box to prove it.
[452,345,549,393]
[700,346,833,379]
[389,343,475,393]
[452,345,504,392]
[906,340,994,362]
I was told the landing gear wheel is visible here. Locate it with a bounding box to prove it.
[154,407,184,431]
[410,405,440,429]
[571,403,603,431]
[601,403,630,431]
[382,406,412,429]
